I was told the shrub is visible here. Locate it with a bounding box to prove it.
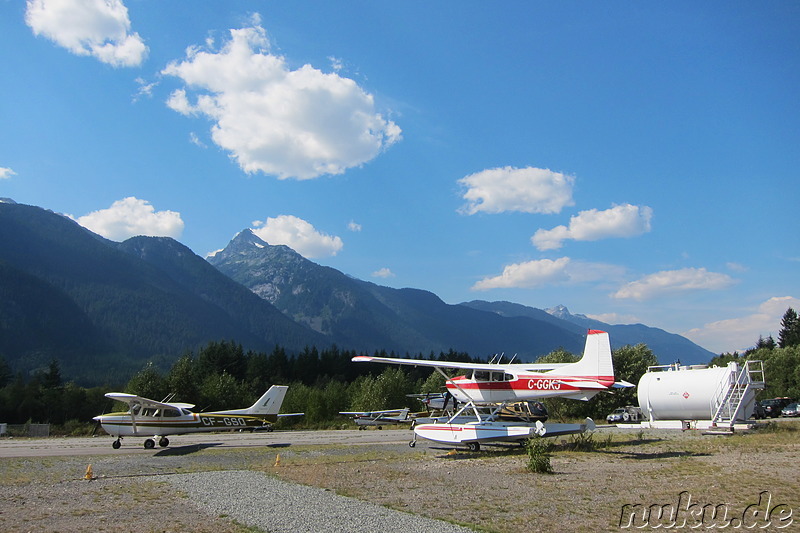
[525,437,553,474]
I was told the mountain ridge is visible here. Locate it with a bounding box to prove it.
[0,201,716,383]
[0,203,324,382]
[461,300,714,364]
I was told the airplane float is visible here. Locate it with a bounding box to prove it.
[339,408,415,429]
[353,330,633,451]
[94,385,300,449]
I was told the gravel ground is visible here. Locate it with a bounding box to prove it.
[1,423,798,532]
[166,470,474,533]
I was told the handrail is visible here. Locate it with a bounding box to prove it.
[711,360,765,426]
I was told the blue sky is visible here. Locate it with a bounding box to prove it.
[2,1,798,354]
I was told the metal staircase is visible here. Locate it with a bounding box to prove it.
[711,360,765,427]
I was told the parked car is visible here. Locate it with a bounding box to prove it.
[781,403,800,417]
[606,406,642,423]
[760,397,797,418]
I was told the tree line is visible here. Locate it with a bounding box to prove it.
[710,307,800,399]
[2,308,798,431]
[0,343,472,430]
[0,340,656,430]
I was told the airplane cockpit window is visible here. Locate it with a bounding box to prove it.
[473,371,490,381]
[131,404,141,415]
[162,408,180,417]
[141,408,158,417]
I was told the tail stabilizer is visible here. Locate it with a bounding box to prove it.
[556,330,614,382]
[217,385,289,417]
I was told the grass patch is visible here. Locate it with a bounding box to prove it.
[558,431,614,452]
[525,437,553,474]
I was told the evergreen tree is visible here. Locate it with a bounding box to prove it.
[755,335,776,350]
[199,372,246,410]
[0,355,11,388]
[168,353,199,402]
[778,308,800,348]
[125,362,168,400]
[197,340,248,381]
[40,359,63,390]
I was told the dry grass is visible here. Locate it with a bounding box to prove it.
[0,422,797,532]
[269,423,800,532]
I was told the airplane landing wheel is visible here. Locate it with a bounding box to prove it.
[409,441,416,448]
[159,437,169,448]
[144,439,155,449]
[112,439,121,450]
[467,442,481,452]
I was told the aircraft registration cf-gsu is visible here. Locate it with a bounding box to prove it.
[353,330,633,451]
[94,385,301,449]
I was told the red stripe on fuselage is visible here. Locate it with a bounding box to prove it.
[445,374,615,392]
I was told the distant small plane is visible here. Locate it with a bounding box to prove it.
[407,392,459,412]
[94,385,301,449]
[339,408,415,429]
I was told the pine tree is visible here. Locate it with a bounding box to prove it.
[756,335,776,350]
[0,355,11,388]
[778,308,800,348]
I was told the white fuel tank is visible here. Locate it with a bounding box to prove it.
[637,364,733,421]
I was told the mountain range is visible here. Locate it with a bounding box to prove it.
[0,201,715,384]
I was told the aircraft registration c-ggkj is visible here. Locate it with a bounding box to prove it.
[94,385,301,449]
[353,330,633,451]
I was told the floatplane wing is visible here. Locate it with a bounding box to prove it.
[350,356,568,373]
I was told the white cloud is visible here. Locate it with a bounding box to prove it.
[683,296,800,354]
[372,267,395,278]
[251,215,343,258]
[347,220,362,232]
[161,20,401,180]
[532,204,653,250]
[613,267,737,301]
[458,166,575,215]
[76,197,184,241]
[472,257,626,291]
[472,258,571,290]
[25,0,147,67]
[189,132,207,148]
[0,167,16,180]
[133,77,157,101]
[726,262,749,273]
[329,56,344,72]
[585,312,640,325]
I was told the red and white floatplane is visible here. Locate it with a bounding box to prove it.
[353,330,632,451]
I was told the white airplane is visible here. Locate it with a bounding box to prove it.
[339,408,415,429]
[353,330,633,451]
[94,385,300,449]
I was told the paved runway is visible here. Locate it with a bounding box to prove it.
[0,428,416,458]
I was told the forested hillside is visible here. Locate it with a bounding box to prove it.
[0,202,324,382]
